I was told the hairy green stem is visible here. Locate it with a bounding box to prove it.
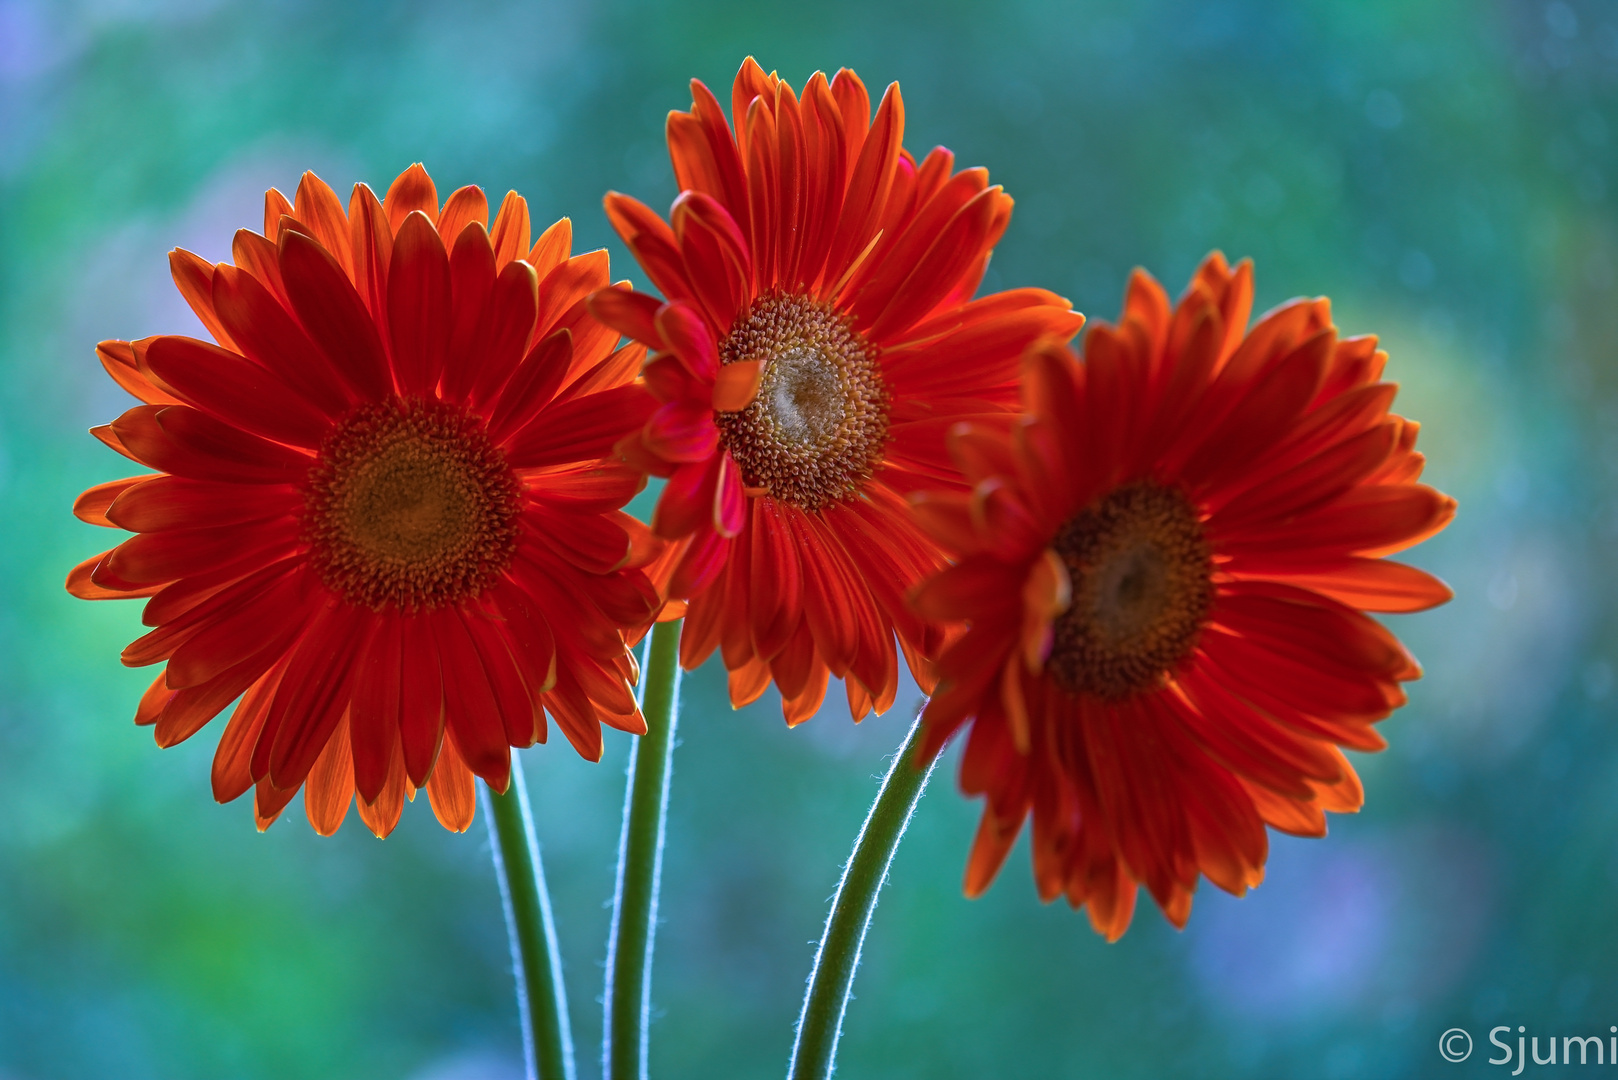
[484,753,576,1080]
[788,704,937,1080]
[603,618,684,1080]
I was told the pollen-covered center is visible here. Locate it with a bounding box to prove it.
[303,399,520,611]
[1048,482,1213,700]
[714,292,889,511]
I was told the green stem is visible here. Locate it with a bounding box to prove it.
[788,704,937,1080]
[484,753,576,1080]
[603,618,684,1080]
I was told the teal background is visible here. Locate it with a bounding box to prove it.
[2,0,1614,1077]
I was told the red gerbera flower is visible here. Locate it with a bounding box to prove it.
[69,165,661,836]
[589,58,1084,724]
[911,253,1455,939]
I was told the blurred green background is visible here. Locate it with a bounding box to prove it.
[2,0,1614,1077]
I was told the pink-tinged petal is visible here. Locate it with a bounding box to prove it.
[653,456,722,539]
[668,524,731,599]
[587,285,664,346]
[642,354,698,403]
[652,302,720,382]
[642,400,720,463]
[714,452,746,537]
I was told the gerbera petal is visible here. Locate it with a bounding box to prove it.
[399,613,446,787]
[293,171,353,273]
[355,741,409,839]
[527,506,631,574]
[435,609,512,792]
[528,217,572,277]
[503,383,658,468]
[161,565,312,688]
[653,301,721,382]
[824,78,899,282]
[115,403,311,484]
[303,712,355,836]
[259,606,368,791]
[849,166,988,325]
[346,182,393,325]
[167,250,237,350]
[349,614,403,804]
[604,192,696,305]
[232,229,289,306]
[383,163,439,230]
[536,249,611,341]
[668,524,732,599]
[486,328,573,443]
[1213,483,1456,559]
[210,264,353,415]
[73,474,155,527]
[107,515,297,586]
[643,399,720,463]
[489,190,532,268]
[464,259,540,408]
[462,610,542,747]
[671,191,751,325]
[438,220,498,402]
[211,658,287,803]
[1230,556,1452,613]
[437,185,491,251]
[65,549,162,601]
[427,731,479,831]
[388,210,454,395]
[711,360,763,412]
[586,283,664,345]
[97,339,184,407]
[143,335,331,447]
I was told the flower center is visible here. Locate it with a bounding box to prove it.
[1048,482,1213,700]
[714,292,889,511]
[303,399,520,611]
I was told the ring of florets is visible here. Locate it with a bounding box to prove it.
[302,399,520,611]
[714,292,889,511]
[1047,481,1214,700]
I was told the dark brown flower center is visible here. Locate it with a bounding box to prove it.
[714,292,889,511]
[303,399,519,610]
[1048,482,1213,700]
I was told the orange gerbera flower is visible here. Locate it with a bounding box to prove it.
[911,253,1455,939]
[69,165,661,837]
[589,59,1084,724]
